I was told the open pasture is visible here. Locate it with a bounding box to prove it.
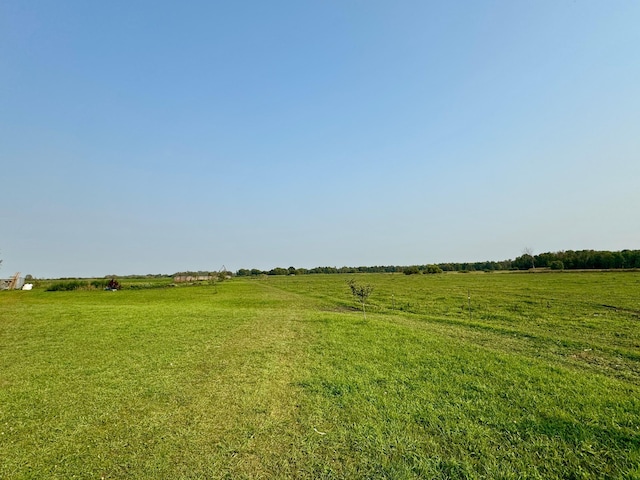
[1,272,639,479]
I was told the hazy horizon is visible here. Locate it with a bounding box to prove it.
[2,1,639,278]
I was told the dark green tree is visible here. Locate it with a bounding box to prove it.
[426,264,443,274]
[549,260,564,270]
[522,247,535,269]
[268,267,288,276]
[403,266,420,275]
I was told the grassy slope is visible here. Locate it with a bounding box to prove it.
[1,272,639,479]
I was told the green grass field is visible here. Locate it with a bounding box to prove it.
[1,272,639,479]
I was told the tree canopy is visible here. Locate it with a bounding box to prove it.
[235,250,640,277]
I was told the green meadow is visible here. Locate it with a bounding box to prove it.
[1,272,639,479]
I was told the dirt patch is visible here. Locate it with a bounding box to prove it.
[323,305,360,313]
[601,304,640,317]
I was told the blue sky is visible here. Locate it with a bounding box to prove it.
[2,1,639,278]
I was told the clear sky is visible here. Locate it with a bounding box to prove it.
[2,1,639,278]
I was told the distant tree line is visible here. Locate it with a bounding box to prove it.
[235,250,640,277]
[235,265,407,277]
[512,249,640,271]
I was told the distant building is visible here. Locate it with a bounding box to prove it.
[0,273,25,290]
[173,274,215,283]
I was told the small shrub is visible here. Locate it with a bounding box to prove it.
[46,280,89,291]
[348,279,374,319]
[549,260,564,271]
[90,279,108,289]
[404,266,420,275]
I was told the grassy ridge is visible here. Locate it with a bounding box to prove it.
[1,272,639,478]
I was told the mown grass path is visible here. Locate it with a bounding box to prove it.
[1,272,639,478]
[1,282,316,478]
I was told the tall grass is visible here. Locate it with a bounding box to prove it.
[45,279,92,291]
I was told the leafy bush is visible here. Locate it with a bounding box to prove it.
[90,279,109,289]
[404,266,420,275]
[46,280,89,291]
